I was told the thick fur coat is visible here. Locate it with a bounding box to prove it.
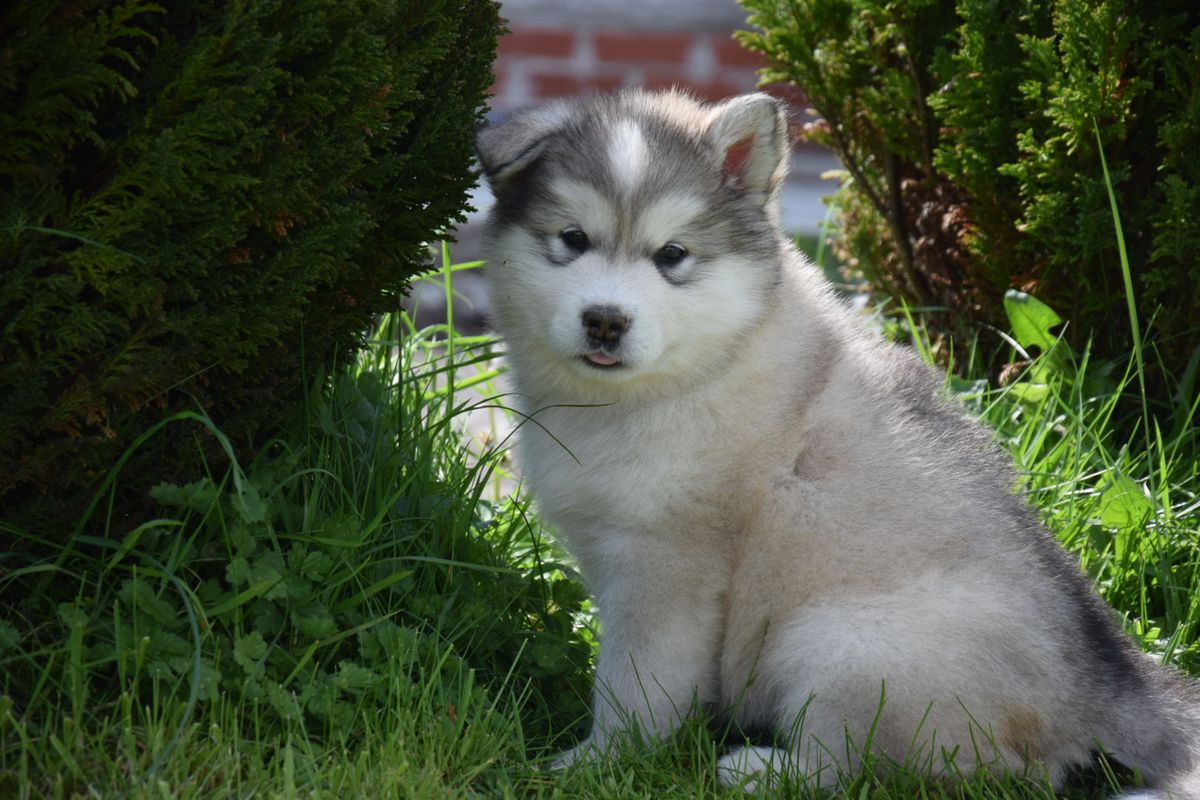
[476,90,1200,796]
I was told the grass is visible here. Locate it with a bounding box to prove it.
[3,215,1198,800]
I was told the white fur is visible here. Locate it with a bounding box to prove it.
[479,91,1200,798]
[495,177,761,388]
[633,192,707,246]
[548,178,619,241]
[608,120,647,193]
[717,745,795,792]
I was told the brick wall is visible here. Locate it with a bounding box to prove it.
[489,27,806,117]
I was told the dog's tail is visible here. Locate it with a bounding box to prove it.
[1118,774,1200,800]
[1106,662,1200,799]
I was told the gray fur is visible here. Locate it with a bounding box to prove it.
[476,90,1200,797]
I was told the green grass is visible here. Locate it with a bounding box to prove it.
[0,247,594,798]
[2,221,1198,799]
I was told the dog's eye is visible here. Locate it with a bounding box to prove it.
[653,243,688,269]
[559,227,590,253]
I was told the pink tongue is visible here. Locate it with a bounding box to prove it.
[586,352,620,366]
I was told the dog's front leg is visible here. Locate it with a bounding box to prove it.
[555,538,724,767]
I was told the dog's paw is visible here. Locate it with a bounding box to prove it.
[716,745,784,792]
[547,738,600,771]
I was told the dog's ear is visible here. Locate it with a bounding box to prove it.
[476,103,569,191]
[703,94,790,205]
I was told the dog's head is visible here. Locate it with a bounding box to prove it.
[477,90,791,395]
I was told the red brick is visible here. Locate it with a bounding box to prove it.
[498,28,574,58]
[714,35,766,68]
[530,73,624,99]
[595,31,692,64]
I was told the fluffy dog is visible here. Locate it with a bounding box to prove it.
[475,90,1200,796]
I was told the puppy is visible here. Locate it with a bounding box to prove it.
[476,90,1200,796]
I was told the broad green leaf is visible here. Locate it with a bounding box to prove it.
[250,552,288,600]
[1099,475,1153,531]
[225,555,251,586]
[233,631,267,673]
[229,521,259,557]
[1003,290,1062,352]
[119,580,181,628]
[1005,381,1050,404]
[1004,290,1075,379]
[333,661,379,692]
[291,604,336,640]
[150,478,218,511]
[233,483,267,523]
[265,681,302,722]
[299,551,334,581]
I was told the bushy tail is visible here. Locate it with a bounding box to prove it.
[1109,666,1200,800]
[1154,768,1200,800]
[1117,773,1200,800]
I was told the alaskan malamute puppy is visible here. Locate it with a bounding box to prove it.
[476,90,1200,796]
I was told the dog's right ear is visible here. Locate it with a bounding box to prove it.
[476,103,568,190]
[703,93,790,206]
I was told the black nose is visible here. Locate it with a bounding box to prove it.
[581,305,630,344]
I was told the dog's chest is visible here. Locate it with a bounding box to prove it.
[518,401,729,534]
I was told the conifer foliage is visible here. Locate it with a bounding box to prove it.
[0,0,502,528]
[740,0,1200,395]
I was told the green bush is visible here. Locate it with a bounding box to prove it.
[740,0,1200,405]
[1,298,592,768]
[0,0,501,532]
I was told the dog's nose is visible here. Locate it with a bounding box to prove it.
[581,305,630,343]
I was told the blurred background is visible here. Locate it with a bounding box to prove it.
[407,0,843,332]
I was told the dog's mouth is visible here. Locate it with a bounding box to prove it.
[582,351,622,368]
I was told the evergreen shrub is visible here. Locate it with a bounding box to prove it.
[740,0,1200,403]
[0,0,501,531]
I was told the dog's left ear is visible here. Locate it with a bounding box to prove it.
[704,94,790,205]
[476,102,569,192]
